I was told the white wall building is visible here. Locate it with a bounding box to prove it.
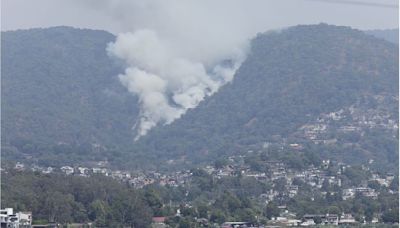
[0,208,32,228]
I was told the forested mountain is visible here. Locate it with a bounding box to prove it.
[2,24,398,171]
[1,27,139,164]
[133,24,398,170]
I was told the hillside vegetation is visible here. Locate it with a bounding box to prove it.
[1,27,138,165]
[133,24,398,170]
[1,25,398,171]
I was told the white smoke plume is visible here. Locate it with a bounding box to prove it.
[79,0,270,139]
[107,29,245,139]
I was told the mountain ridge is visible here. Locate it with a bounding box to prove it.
[1,24,398,171]
[1,26,139,165]
[131,24,398,170]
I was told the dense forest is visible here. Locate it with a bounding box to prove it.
[1,27,138,166]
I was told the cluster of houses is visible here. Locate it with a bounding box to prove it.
[12,153,395,200]
[342,187,378,200]
[0,208,32,228]
[301,213,378,226]
[11,161,194,189]
[267,212,360,226]
[198,156,396,213]
[128,171,192,188]
[5,156,398,228]
[151,210,374,227]
[370,172,395,187]
[57,165,193,189]
[0,206,378,228]
[298,98,398,144]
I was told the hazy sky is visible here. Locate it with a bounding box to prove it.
[2,0,398,34]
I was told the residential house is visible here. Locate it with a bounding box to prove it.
[1,208,32,228]
[339,214,356,225]
[60,166,74,175]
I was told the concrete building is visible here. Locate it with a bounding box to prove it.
[1,208,32,228]
[60,166,74,175]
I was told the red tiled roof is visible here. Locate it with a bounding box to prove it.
[152,217,166,223]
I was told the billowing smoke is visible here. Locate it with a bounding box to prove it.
[79,0,269,139]
[107,29,245,139]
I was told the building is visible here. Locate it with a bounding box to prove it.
[221,222,254,228]
[1,208,32,228]
[342,188,355,200]
[152,217,167,228]
[77,167,89,176]
[287,185,299,198]
[354,187,378,199]
[60,166,74,175]
[338,214,356,225]
[14,162,25,171]
[42,167,54,174]
[301,214,338,226]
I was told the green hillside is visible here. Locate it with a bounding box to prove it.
[133,24,398,170]
[1,27,139,165]
[2,24,398,170]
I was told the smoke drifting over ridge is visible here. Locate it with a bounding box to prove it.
[83,0,269,139]
[108,30,245,139]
